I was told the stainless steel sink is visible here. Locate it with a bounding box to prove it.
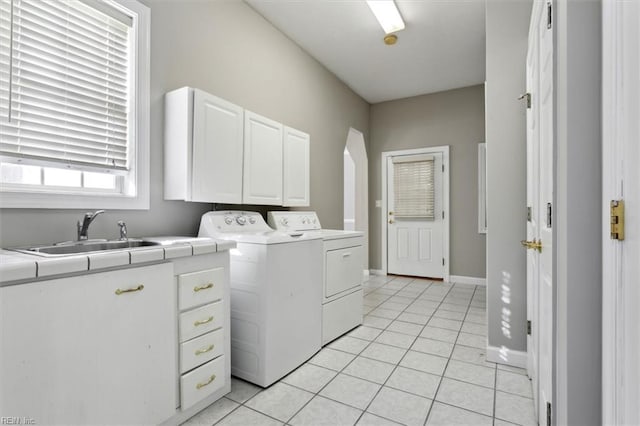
[11,239,162,257]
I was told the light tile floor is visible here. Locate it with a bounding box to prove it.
[184,276,537,426]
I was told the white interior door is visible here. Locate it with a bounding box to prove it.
[537,1,554,423]
[387,151,445,278]
[602,1,640,424]
[525,8,540,417]
[525,2,553,424]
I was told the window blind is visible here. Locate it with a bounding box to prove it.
[393,154,435,219]
[0,0,132,171]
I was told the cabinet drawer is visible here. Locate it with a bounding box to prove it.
[180,329,224,374]
[178,267,224,311]
[179,301,223,343]
[325,245,363,298]
[180,356,225,411]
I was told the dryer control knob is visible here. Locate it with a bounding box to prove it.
[236,216,247,225]
[281,218,289,226]
[249,217,256,224]
[224,216,234,225]
[301,217,309,224]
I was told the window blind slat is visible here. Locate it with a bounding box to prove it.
[2,128,128,153]
[5,113,128,142]
[9,77,128,110]
[1,149,127,168]
[14,54,128,95]
[11,89,127,122]
[0,140,128,159]
[14,23,129,76]
[19,1,129,48]
[13,43,128,86]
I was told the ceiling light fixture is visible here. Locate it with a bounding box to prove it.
[366,0,405,35]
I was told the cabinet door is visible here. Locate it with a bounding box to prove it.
[283,126,310,207]
[0,263,177,425]
[242,110,283,205]
[192,89,244,203]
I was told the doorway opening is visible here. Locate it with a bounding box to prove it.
[344,147,356,231]
[343,127,369,271]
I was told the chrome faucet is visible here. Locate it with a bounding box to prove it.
[117,220,128,241]
[77,210,105,241]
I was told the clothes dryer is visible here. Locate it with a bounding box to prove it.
[268,211,364,344]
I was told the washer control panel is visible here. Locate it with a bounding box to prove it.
[202,211,270,233]
[267,212,322,231]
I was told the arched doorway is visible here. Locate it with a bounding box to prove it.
[344,127,369,270]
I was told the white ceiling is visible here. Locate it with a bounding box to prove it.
[246,0,486,104]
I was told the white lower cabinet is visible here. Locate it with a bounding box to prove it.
[0,251,231,426]
[171,252,231,422]
[0,263,177,425]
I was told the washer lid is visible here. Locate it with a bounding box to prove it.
[204,230,320,245]
[309,229,364,241]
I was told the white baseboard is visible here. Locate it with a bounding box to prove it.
[369,269,385,276]
[486,345,527,368]
[362,269,369,277]
[450,275,487,286]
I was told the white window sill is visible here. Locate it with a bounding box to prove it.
[0,192,149,210]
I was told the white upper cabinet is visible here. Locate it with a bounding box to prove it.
[165,87,310,206]
[242,111,284,205]
[283,126,310,207]
[164,87,244,203]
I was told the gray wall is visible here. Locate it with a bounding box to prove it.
[554,0,602,423]
[485,0,531,353]
[0,0,369,247]
[368,85,487,278]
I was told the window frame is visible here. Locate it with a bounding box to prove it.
[0,0,150,210]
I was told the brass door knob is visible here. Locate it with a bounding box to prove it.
[389,219,394,224]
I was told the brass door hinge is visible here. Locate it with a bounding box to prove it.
[611,200,625,240]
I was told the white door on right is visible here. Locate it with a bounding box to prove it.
[525,1,554,424]
[387,152,444,278]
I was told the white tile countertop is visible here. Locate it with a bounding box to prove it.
[0,237,236,285]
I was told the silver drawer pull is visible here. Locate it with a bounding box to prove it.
[342,252,351,257]
[194,283,214,292]
[115,284,144,295]
[194,316,214,327]
[196,374,216,389]
[195,344,214,356]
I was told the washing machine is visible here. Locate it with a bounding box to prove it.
[268,211,364,345]
[198,211,322,387]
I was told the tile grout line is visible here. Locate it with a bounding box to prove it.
[353,278,465,426]
[350,276,439,425]
[283,275,421,425]
[207,277,497,426]
[422,283,478,425]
